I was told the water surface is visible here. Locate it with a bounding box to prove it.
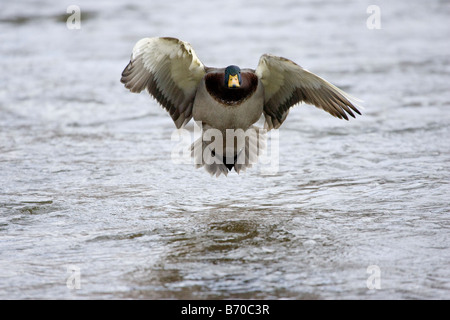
[0,0,449,299]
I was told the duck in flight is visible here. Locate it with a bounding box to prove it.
[121,37,361,176]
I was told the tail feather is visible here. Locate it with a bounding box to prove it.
[191,126,266,177]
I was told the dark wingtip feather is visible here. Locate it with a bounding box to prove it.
[353,106,362,115]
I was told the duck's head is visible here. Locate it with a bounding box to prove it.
[224,65,241,88]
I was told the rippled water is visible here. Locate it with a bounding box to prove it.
[1,0,449,299]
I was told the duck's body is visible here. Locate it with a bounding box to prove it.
[193,69,264,131]
[121,37,361,176]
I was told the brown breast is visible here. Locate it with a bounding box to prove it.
[205,71,259,105]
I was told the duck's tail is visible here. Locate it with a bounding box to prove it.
[191,126,266,177]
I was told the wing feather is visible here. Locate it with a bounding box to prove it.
[121,37,206,128]
[255,54,361,129]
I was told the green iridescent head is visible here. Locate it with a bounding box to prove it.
[224,65,241,88]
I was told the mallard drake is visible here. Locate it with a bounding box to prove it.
[121,37,361,176]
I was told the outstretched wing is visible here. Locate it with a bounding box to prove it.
[121,37,207,128]
[255,54,361,130]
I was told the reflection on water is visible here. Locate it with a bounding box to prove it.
[0,0,449,299]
